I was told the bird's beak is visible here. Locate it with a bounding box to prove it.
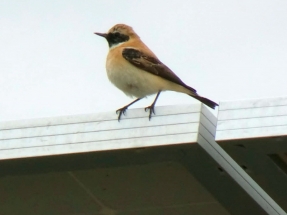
[94,32,108,38]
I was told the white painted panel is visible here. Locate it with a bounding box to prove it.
[199,114,216,137]
[201,105,217,126]
[219,97,287,110]
[218,105,287,121]
[0,123,199,150]
[0,104,219,160]
[0,104,201,130]
[217,115,287,130]
[216,125,287,141]
[217,97,287,141]
[0,133,196,160]
[0,112,201,140]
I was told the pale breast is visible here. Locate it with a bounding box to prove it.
[105,49,162,98]
[104,43,190,98]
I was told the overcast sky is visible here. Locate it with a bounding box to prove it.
[1,0,287,121]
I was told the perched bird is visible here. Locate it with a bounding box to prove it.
[95,24,218,121]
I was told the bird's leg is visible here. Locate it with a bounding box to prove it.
[116,98,142,121]
[145,91,161,120]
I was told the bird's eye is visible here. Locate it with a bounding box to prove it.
[114,32,120,37]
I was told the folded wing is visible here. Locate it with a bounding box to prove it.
[122,48,197,93]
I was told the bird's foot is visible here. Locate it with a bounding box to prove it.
[116,106,128,122]
[144,105,156,120]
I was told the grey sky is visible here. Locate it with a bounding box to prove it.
[1,0,287,121]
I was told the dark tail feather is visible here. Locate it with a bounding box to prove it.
[190,95,219,109]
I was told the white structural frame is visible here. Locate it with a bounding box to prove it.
[1,98,287,215]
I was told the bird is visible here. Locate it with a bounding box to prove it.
[95,24,218,121]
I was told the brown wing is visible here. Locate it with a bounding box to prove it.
[122,48,197,93]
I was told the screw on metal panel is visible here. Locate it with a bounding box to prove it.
[235,144,246,148]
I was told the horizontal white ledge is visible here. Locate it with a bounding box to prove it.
[217,115,287,131]
[217,96,287,141]
[0,104,204,130]
[0,112,202,140]
[0,104,216,160]
[216,125,287,141]
[0,133,197,160]
[219,96,287,110]
[0,123,199,150]
[218,105,287,121]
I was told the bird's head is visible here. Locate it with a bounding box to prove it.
[95,24,139,49]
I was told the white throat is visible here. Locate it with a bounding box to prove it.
[109,42,125,50]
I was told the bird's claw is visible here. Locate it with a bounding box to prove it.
[116,107,128,121]
[116,108,126,115]
[144,105,155,120]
